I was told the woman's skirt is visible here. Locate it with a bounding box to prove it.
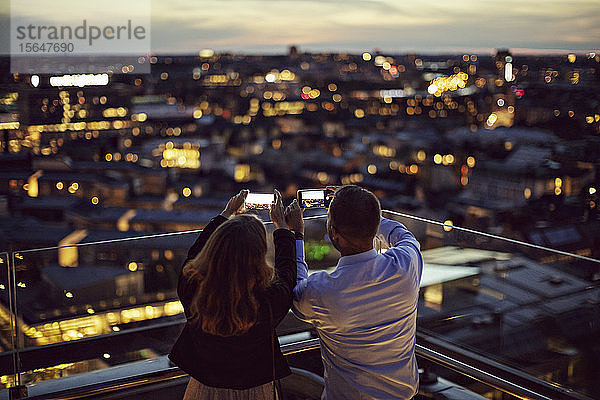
[183,377,275,400]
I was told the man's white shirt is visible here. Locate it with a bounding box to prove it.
[293,217,423,400]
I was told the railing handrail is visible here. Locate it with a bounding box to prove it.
[384,209,600,264]
[5,210,600,265]
[9,214,331,254]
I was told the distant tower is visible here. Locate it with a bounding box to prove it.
[488,49,516,129]
[289,45,299,59]
[494,49,514,86]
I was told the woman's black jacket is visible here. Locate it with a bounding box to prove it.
[169,215,296,389]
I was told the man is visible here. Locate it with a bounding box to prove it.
[289,185,423,399]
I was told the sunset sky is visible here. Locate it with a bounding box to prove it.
[149,0,600,54]
[2,0,599,55]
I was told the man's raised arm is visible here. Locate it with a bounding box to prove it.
[378,216,423,275]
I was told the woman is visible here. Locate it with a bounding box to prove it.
[169,189,302,399]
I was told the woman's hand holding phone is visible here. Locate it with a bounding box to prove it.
[221,190,249,218]
[269,189,288,229]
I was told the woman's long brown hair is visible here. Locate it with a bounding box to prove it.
[183,214,274,336]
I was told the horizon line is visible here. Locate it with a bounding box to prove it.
[1,47,598,58]
[146,47,600,57]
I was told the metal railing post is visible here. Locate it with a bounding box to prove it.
[7,252,27,399]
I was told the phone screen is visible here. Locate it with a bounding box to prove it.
[298,189,326,208]
[245,193,274,210]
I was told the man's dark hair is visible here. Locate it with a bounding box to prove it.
[329,185,381,241]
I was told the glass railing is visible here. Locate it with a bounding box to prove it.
[384,209,599,400]
[1,209,599,399]
[6,227,195,387]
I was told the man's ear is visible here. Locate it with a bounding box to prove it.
[329,225,338,239]
[330,226,347,246]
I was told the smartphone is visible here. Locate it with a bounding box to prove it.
[297,187,336,209]
[245,193,274,210]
